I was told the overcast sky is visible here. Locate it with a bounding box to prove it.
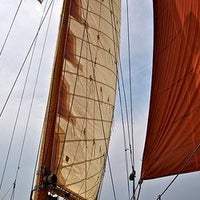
[0,0,200,200]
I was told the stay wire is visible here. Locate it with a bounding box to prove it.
[0,0,54,119]
[134,180,143,200]
[108,0,135,199]
[0,49,33,191]
[0,17,38,196]
[125,0,135,174]
[134,181,140,194]
[118,41,135,171]
[118,50,139,199]
[123,0,136,198]
[113,0,135,175]
[110,0,134,198]
[117,82,131,199]
[116,25,131,200]
[0,183,13,200]
[29,0,55,195]
[9,181,15,200]
[13,1,55,199]
[0,0,55,194]
[119,58,133,164]
[156,143,200,200]
[0,0,23,56]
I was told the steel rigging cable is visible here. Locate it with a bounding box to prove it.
[0,0,56,197]
[0,0,23,57]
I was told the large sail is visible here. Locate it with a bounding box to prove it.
[141,0,200,180]
[34,0,121,199]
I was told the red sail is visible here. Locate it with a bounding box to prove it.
[141,0,200,180]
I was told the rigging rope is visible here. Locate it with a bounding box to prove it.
[109,2,136,199]
[29,0,54,196]
[0,42,31,192]
[0,26,39,199]
[118,83,131,199]
[0,0,55,196]
[111,3,132,198]
[9,181,15,200]
[135,180,142,200]
[0,183,13,200]
[0,0,54,119]
[0,0,23,56]
[125,0,136,197]
[12,1,55,199]
[156,143,200,200]
[107,0,136,199]
[113,0,135,198]
[117,45,136,198]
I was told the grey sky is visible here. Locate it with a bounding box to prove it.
[0,0,200,200]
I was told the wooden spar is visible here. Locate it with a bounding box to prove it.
[33,0,72,199]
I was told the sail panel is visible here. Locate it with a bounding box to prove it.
[141,0,200,180]
[49,0,121,199]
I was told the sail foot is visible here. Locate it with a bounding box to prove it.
[33,184,71,200]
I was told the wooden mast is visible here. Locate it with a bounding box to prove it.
[34,0,71,199]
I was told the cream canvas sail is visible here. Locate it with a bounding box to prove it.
[34,0,121,199]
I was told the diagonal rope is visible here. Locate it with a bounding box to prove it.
[117,81,131,199]
[0,0,55,119]
[109,0,134,199]
[0,183,13,200]
[0,54,33,191]
[156,143,200,200]
[125,0,136,191]
[11,1,55,199]
[0,0,23,56]
[29,0,55,196]
[0,0,55,194]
